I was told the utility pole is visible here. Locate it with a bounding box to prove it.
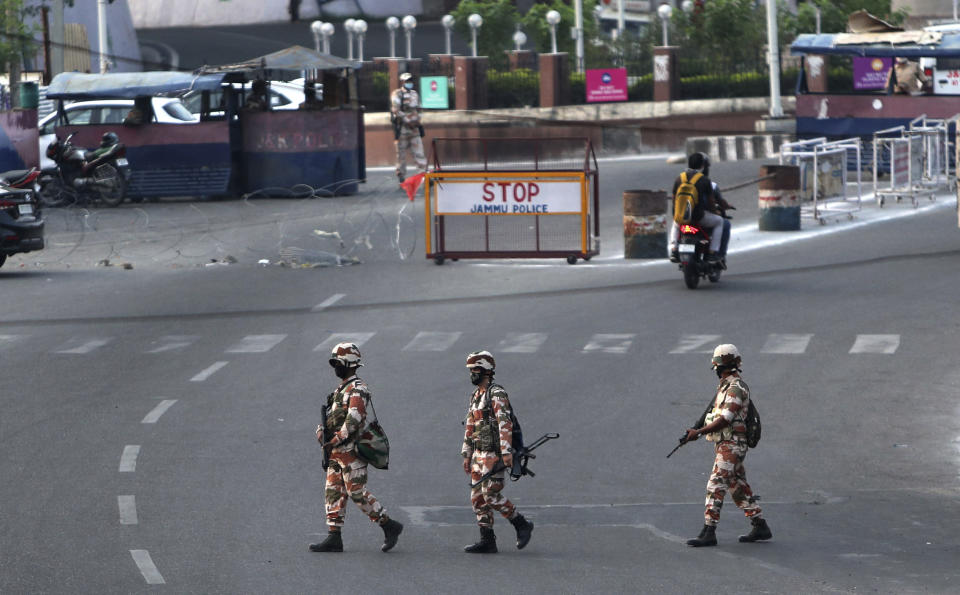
[766,0,783,118]
[50,0,64,77]
[97,0,109,73]
[574,0,584,73]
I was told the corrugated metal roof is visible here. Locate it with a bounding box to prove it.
[46,71,226,99]
[791,32,960,57]
[199,45,361,74]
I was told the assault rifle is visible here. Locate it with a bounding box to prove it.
[319,392,332,470]
[470,433,559,488]
[666,395,716,458]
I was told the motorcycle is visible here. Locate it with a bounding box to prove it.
[676,206,733,290]
[0,167,40,190]
[37,132,129,208]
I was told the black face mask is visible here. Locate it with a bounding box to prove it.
[334,363,352,379]
[470,371,485,385]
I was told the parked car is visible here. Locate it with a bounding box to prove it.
[179,81,307,116]
[38,97,197,169]
[0,186,43,268]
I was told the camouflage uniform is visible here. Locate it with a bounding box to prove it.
[462,383,517,528]
[390,85,426,182]
[701,374,763,526]
[324,375,389,528]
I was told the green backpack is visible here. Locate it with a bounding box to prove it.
[355,395,390,470]
[673,171,704,225]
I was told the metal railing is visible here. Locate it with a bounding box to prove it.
[781,137,863,223]
[872,115,958,207]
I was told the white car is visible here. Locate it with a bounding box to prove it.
[179,81,308,116]
[38,97,197,169]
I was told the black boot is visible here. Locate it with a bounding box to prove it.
[686,524,717,547]
[380,518,404,552]
[739,517,772,543]
[309,531,343,552]
[509,513,534,550]
[464,527,497,553]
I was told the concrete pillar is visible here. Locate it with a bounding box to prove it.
[803,55,828,93]
[653,46,679,103]
[454,56,488,110]
[539,52,570,108]
[506,50,535,71]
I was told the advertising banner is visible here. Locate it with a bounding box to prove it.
[586,68,628,103]
[435,178,583,214]
[420,76,449,109]
[853,57,892,90]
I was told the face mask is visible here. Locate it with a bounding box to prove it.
[470,371,485,385]
[334,363,351,379]
[404,82,414,90]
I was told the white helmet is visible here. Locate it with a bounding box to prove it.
[711,344,741,369]
[399,72,413,82]
[329,342,363,367]
[465,350,495,371]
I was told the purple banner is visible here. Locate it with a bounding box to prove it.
[853,57,892,91]
[586,68,628,103]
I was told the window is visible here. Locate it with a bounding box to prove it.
[63,108,94,125]
[162,101,196,122]
[101,107,128,124]
[270,91,292,107]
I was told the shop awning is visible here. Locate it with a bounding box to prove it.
[46,71,226,99]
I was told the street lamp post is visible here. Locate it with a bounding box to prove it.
[546,10,560,54]
[765,0,783,118]
[468,13,482,58]
[512,30,527,51]
[657,3,672,47]
[320,22,334,55]
[354,19,367,62]
[310,20,323,53]
[402,15,417,60]
[344,18,356,61]
[441,14,455,55]
[386,17,399,59]
[573,0,584,73]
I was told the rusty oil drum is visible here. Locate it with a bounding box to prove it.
[623,189,669,258]
[758,165,801,231]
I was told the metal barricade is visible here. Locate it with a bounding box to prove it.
[424,137,600,264]
[872,115,958,207]
[780,137,863,223]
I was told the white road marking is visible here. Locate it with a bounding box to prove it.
[54,337,112,354]
[225,334,287,353]
[130,550,165,585]
[670,334,721,354]
[850,334,900,354]
[497,332,548,353]
[141,400,177,424]
[119,445,140,472]
[761,333,813,354]
[118,495,138,525]
[145,335,199,353]
[312,293,346,312]
[190,361,229,382]
[403,331,462,351]
[313,332,376,351]
[582,333,635,354]
[0,334,23,349]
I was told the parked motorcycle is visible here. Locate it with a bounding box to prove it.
[37,132,129,208]
[0,167,40,190]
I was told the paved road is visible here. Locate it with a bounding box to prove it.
[2,158,959,593]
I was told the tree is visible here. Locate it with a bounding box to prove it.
[520,0,599,57]
[451,0,521,70]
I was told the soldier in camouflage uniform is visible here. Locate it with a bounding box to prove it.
[461,351,534,553]
[310,343,403,553]
[683,344,772,547]
[390,72,427,184]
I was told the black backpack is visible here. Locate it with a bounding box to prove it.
[744,399,761,448]
[483,384,527,479]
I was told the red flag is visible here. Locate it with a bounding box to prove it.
[400,172,426,201]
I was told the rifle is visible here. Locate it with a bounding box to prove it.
[319,392,332,470]
[470,433,559,488]
[666,395,716,458]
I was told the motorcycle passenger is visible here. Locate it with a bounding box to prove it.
[669,152,724,264]
[711,181,733,259]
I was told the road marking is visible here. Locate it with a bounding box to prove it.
[403,331,462,351]
[850,334,900,354]
[312,293,346,312]
[118,495,138,525]
[190,361,228,382]
[141,400,177,424]
[760,333,813,354]
[582,333,635,354]
[145,335,199,353]
[54,337,112,354]
[225,334,287,353]
[130,550,165,585]
[313,332,376,352]
[670,334,721,354]
[119,445,140,472]
[497,332,548,353]
[0,334,23,349]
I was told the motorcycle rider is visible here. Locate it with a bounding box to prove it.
[710,181,734,259]
[669,153,728,265]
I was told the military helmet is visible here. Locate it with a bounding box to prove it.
[329,342,363,367]
[711,344,741,369]
[465,350,495,371]
[399,72,413,82]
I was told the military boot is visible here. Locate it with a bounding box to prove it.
[380,518,404,552]
[509,513,534,550]
[686,524,717,547]
[309,530,343,553]
[464,527,498,554]
[738,517,772,543]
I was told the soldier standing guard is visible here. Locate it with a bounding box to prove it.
[683,344,772,547]
[310,343,403,553]
[390,72,427,184]
[461,351,534,553]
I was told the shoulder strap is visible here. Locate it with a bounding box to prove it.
[679,171,688,184]
[690,172,704,185]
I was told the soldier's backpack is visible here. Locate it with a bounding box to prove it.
[744,399,761,448]
[673,171,704,225]
[482,384,527,479]
[355,396,390,470]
